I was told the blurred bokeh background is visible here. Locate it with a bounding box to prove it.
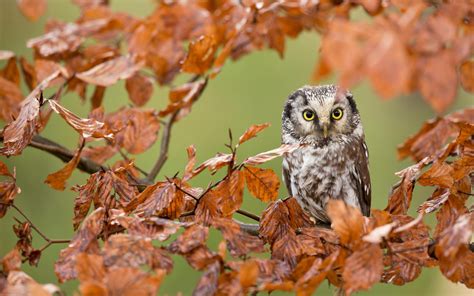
[0,1,472,295]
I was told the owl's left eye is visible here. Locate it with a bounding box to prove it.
[331,108,343,120]
[302,110,315,121]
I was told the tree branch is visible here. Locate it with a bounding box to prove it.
[27,134,105,174]
[145,111,179,183]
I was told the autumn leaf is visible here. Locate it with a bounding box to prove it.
[17,0,47,22]
[244,144,300,165]
[76,55,142,86]
[237,123,270,146]
[213,218,264,257]
[459,60,473,93]
[193,262,221,296]
[343,243,383,295]
[0,161,21,218]
[182,35,217,75]
[134,180,186,219]
[192,152,233,177]
[125,72,154,106]
[55,208,104,282]
[183,145,197,181]
[327,200,365,247]
[244,166,280,202]
[44,139,85,191]
[49,100,113,139]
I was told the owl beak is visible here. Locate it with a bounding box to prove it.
[322,122,329,138]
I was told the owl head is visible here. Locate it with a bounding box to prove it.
[281,85,362,144]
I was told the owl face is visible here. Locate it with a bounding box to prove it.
[282,85,361,144]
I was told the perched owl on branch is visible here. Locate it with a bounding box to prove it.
[281,85,371,224]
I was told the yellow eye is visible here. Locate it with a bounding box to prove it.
[302,110,315,121]
[331,108,343,120]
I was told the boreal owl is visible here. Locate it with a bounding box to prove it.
[281,85,371,224]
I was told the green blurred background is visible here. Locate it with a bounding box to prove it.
[0,1,472,295]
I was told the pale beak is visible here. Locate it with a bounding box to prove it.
[321,122,329,138]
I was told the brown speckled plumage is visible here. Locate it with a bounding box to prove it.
[281,85,371,224]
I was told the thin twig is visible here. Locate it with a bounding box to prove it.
[9,204,71,248]
[145,111,179,183]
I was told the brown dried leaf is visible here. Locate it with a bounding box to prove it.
[192,152,233,177]
[418,161,454,188]
[193,262,221,296]
[168,224,208,254]
[343,243,383,295]
[55,208,104,282]
[19,57,37,90]
[183,145,196,181]
[237,123,270,146]
[294,250,340,296]
[3,270,59,295]
[159,79,207,119]
[76,55,141,87]
[460,60,474,93]
[244,166,280,202]
[385,164,421,215]
[49,100,112,139]
[134,181,186,219]
[182,35,217,75]
[1,57,20,86]
[418,50,457,113]
[244,144,300,165]
[103,234,172,272]
[17,0,47,22]
[327,200,365,247]
[2,248,22,273]
[397,108,474,161]
[44,140,84,191]
[27,20,108,57]
[0,162,21,218]
[213,218,264,257]
[125,72,154,106]
[82,144,117,164]
[0,76,23,122]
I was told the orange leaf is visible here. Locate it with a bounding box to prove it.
[326,199,365,247]
[182,35,217,75]
[1,70,63,156]
[76,55,142,87]
[237,123,270,146]
[343,243,383,295]
[17,0,47,22]
[125,72,154,107]
[460,60,474,93]
[44,139,85,191]
[49,100,113,139]
[244,166,280,202]
[244,144,300,166]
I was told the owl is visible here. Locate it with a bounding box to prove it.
[281,85,371,224]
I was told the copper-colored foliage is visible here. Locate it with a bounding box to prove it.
[44,139,84,190]
[237,123,271,146]
[1,70,62,156]
[244,144,300,165]
[125,72,154,106]
[105,107,160,154]
[182,35,217,75]
[17,0,47,22]
[134,180,186,219]
[0,162,21,218]
[244,166,280,202]
[76,55,142,87]
[55,208,104,282]
[76,252,165,296]
[327,200,365,247]
[397,108,474,162]
[343,243,383,295]
[103,234,172,272]
[2,0,474,294]
[213,218,264,257]
[49,100,112,139]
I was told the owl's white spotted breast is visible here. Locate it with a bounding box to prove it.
[283,136,362,223]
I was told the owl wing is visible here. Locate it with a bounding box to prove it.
[352,140,371,216]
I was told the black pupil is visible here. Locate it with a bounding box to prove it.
[334,109,341,117]
[305,111,313,118]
